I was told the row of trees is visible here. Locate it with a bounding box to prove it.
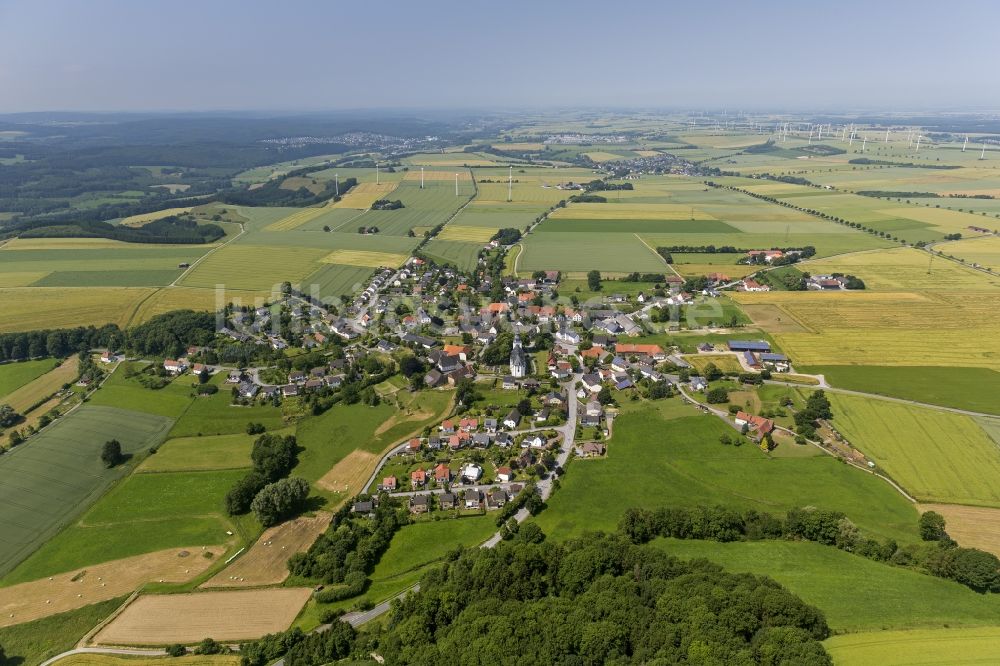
[620,504,1000,594]
[287,494,407,593]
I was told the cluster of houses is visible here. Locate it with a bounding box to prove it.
[806,274,849,290]
[354,483,523,516]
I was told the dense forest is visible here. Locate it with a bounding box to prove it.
[12,214,225,244]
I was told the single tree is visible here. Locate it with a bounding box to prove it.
[101,439,124,468]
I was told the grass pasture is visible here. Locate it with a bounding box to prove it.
[657,539,1000,633]
[825,627,1000,665]
[0,405,174,579]
[0,359,59,402]
[1,355,79,415]
[534,400,919,544]
[138,433,256,472]
[828,394,1000,506]
[806,365,1000,414]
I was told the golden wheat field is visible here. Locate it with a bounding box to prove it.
[330,181,399,209]
[803,247,1000,291]
[0,287,156,333]
[944,235,1000,270]
[435,225,496,242]
[264,206,329,231]
[120,207,192,227]
[320,248,409,268]
[732,290,1000,369]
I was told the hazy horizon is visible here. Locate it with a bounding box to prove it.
[2,0,998,113]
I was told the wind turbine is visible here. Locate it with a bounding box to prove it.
[334,173,339,197]
[884,128,890,144]
[915,135,922,152]
[861,136,867,153]
[420,167,424,189]
[507,166,513,203]
[376,162,380,185]
[817,125,823,141]
[981,143,987,160]
[963,135,969,152]
[455,173,459,196]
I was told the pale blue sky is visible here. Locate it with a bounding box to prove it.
[0,0,996,112]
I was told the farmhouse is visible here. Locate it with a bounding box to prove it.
[740,278,771,292]
[434,463,451,484]
[380,476,398,492]
[163,359,188,374]
[614,343,665,361]
[411,468,427,487]
[497,466,513,482]
[580,442,606,457]
[734,411,775,440]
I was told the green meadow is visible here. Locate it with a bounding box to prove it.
[0,358,58,398]
[533,398,919,544]
[809,365,1000,415]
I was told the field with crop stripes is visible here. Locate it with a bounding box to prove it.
[0,406,174,578]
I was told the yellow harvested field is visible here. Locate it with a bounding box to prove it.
[52,656,239,666]
[4,355,79,414]
[279,176,326,194]
[330,182,399,209]
[317,449,378,494]
[732,290,1000,369]
[436,225,496,242]
[0,271,50,287]
[738,303,811,333]
[403,169,473,182]
[634,150,661,157]
[92,588,312,645]
[803,247,1000,291]
[264,207,328,231]
[550,203,716,220]
[202,513,330,588]
[492,142,545,151]
[0,287,156,333]
[917,504,1000,557]
[0,546,223,628]
[120,207,192,227]
[946,235,1000,270]
[584,151,627,162]
[320,249,409,268]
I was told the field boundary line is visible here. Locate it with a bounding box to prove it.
[633,233,682,277]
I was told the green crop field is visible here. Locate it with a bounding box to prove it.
[655,539,1000,633]
[0,405,174,579]
[825,627,1000,665]
[517,231,668,273]
[422,238,483,271]
[533,398,919,543]
[178,244,330,291]
[0,359,58,399]
[828,394,1000,506]
[806,365,1000,414]
[3,467,252,585]
[301,263,374,301]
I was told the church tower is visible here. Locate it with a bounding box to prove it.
[510,332,527,378]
